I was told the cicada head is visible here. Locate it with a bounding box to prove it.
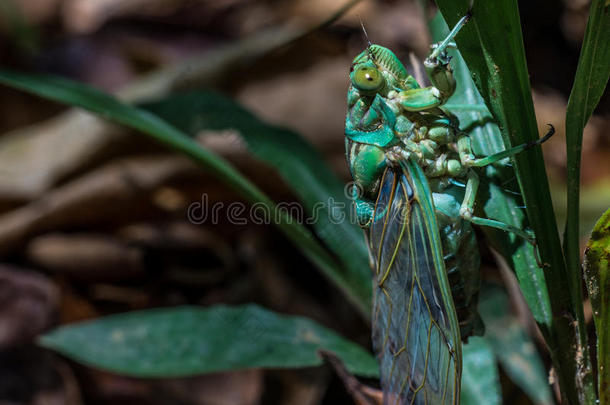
[349,44,413,95]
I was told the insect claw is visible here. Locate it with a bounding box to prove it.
[525,123,555,149]
[543,123,555,141]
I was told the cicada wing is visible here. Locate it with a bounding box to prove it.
[370,162,461,405]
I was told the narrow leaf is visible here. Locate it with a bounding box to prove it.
[584,208,610,405]
[564,4,610,399]
[0,71,370,315]
[39,305,379,378]
[565,0,610,257]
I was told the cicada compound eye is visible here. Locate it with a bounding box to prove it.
[352,65,383,93]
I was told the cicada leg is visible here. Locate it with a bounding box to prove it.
[396,14,472,111]
[454,125,556,268]
[459,170,546,267]
[458,124,555,168]
[459,169,535,244]
[428,13,471,61]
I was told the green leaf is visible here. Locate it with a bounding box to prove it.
[430,11,553,342]
[0,70,370,316]
[565,4,610,401]
[433,2,587,402]
[461,337,501,405]
[565,0,610,260]
[39,305,379,378]
[479,286,553,405]
[584,208,610,405]
[141,91,370,306]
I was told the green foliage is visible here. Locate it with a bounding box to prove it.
[565,0,610,259]
[39,305,379,378]
[584,208,610,405]
[565,5,610,401]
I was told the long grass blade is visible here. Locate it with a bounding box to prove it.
[565,2,610,400]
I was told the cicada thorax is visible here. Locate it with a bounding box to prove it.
[394,111,466,179]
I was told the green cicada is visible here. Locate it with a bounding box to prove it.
[344,15,552,404]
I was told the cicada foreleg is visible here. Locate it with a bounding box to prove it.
[393,15,471,112]
[428,13,471,61]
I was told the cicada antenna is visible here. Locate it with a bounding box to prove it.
[358,16,372,47]
[357,15,375,60]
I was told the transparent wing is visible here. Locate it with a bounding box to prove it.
[370,161,461,405]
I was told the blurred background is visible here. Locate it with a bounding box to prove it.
[0,0,608,404]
